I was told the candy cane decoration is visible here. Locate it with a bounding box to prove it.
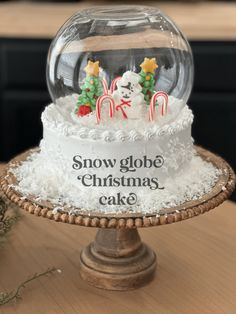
[96,95,115,124]
[110,76,122,93]
[116,99,131,119]
[149,91,168,122]
[102,79,109,95]
[102,77,122,95]
[97,77,121,123]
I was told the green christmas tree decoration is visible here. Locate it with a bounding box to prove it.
[75,60,103,116]
[139,58,158,104]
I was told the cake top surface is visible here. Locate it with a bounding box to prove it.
[42,95,193,142]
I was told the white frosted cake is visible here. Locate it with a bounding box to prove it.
[10,67,220,214]
[41,94,193,196]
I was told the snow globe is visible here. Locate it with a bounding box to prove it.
[46,5,193,123]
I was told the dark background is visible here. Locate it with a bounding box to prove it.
[0,38,235,200]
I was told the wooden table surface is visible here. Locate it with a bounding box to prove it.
[1,1,236,40]
[0,164,236,313]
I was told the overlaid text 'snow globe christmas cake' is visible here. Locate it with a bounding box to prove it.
[10,6,222,214]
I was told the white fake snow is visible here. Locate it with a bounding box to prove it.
[9,150,221,215]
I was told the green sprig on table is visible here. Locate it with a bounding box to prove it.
[0,267,60,306]
[0,197,61,306]
[0,197,18,238]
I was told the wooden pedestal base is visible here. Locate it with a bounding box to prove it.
[79,228,157,291]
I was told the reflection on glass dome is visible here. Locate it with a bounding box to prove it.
[46,5,193,112]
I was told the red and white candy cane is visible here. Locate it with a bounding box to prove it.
[102,77,122,95]
[110,76,122,93]
[102,79,109,95]
[96,94,115,124]
[149,91,168,122]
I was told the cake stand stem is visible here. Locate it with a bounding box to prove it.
[79,228,157,290]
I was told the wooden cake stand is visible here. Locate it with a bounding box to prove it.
[0,147,235,291]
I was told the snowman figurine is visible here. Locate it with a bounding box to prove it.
[112,71,146,120]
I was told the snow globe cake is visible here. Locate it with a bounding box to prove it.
[11,6,221,214]
[1,5,235,292]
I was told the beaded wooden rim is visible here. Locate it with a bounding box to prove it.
[0,146,235,229]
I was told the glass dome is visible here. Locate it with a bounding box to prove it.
[46,5,193,105]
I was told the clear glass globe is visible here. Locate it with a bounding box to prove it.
[46,5,193,104]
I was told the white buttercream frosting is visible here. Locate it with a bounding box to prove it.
[42,94,193,142]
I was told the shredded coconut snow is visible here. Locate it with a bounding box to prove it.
[9,150,221,215]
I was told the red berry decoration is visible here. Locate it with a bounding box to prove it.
[77,105,92,117]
